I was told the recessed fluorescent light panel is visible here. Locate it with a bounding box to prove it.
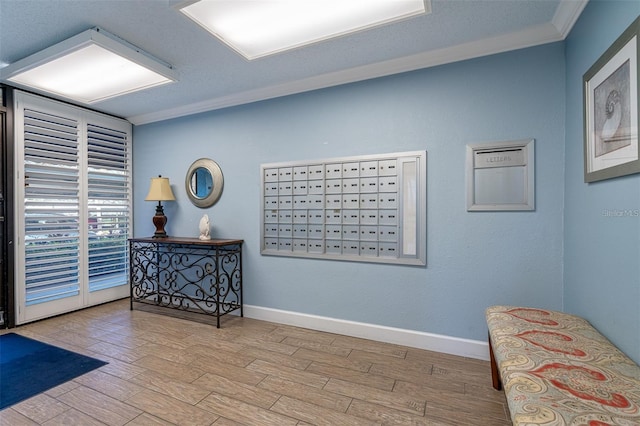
[0,28,176,104]
[178,0,430,60]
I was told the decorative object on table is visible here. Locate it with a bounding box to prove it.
[145,175,176,238]
[583,16,639,183]
[199,214,211,240]
[185,158,224,208]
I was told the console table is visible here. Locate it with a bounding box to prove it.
[129,237,243,328]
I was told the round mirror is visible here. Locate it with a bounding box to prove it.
[190,167,213,199]
[185,158,224,208]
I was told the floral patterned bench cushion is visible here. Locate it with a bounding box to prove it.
[486,305,640,425]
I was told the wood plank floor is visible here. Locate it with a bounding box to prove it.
[0,300,512,425]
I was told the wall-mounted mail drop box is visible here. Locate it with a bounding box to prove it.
[466,139,535,211]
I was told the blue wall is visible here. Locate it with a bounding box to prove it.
[564,1,640,363]
[133,42,566,344]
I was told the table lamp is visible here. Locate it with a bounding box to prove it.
[145,175,176,238]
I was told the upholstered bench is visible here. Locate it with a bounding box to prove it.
[486,305,640,425]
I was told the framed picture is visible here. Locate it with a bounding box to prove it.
[583,17,640,183]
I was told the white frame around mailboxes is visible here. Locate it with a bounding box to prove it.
[260,151,427,266]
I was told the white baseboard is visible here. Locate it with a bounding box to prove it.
[243,305,490,361]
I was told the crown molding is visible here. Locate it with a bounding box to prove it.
[552,0,588,38]
[129,0,584,126]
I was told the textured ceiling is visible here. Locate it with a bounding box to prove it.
[0,0,586,125]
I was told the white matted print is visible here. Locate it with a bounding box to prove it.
[584,17,640,183]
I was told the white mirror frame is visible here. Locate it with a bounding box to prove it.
[185,158,224,208]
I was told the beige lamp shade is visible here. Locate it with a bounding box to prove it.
[145,176,176,201]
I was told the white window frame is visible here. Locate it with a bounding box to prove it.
[14,91,132,324]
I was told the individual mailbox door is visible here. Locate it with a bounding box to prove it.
[378,159,397,176]
[293,182,308,195]
[325,179,342,194]
[378,226,398,242]
[308,225,324,239]
[360,226,378,241]
[307,194,324,208]
[278,196,293,209]
[293,166,308,181]
[360,177,378,193]
[342,225,359,240]
[264,168,278,182]
[360,241,379,256]
[308,241,324,253]
[325,210,342,224]
[293,239,308,252]
[264,238,278,250]
[360,210,378,225]
[308,210,323,224]
[325,163,342,179]
[379,242,398,257]
[325,225,342,239]
[342,210,359,225]
[265,197,278,209]
[378,195,398,209]
[342,242,360,255]
[342,178,359,193]
[325,194,342,209]
[265,210,278,223]
[342,194,359,209]
[278,182,293,195]
[360,194,378,209]
[342,162,360,178]
[293,195,308,209]
[293,225,307,238]
[264,224,278,237]
[378,176,397,192]
[325,241,342,254]
[278,239,292,251]
[278,225,292,236]
[293,211,308,223]
[378,210,398,226]
[308,180,324,194]
[360,161,378,177]
[278,210,293,223]
[278,167,293,181]
[264,182,278,196]
[308,165,324,180]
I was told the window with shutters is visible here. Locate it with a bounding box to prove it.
[23,108,81,306]
[15,91,132,323]
[87,124,130,292]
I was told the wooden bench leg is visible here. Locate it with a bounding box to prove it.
[488,331,502,390]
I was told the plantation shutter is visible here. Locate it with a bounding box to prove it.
[15,91,132,324]
[23,108,81,306]
[87,123,130,292]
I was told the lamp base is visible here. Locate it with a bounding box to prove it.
[152,203,169,238]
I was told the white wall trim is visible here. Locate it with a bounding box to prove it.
[552,0,589,38]
[243,305,490,361]
[129,22,562,125]
[129,16,578,125]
